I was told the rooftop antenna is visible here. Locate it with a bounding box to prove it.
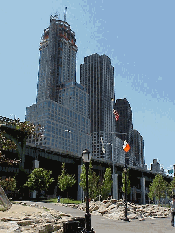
[64,7,67,22]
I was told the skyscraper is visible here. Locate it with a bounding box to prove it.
[114,98,145,167]
[26,14,91,157]
[80,53,114,160]
[131,129,144,167]
[113,98,133,142]
[37,14,77,103]
[113,98,133,165]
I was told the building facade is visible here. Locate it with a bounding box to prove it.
[113,98,133,142]
[131,129,144,167]
[113,98,133,165]
[36,14,77,103]
[151,159,161,173]
[80,53,114,160]
[113,98,145,167]
[26,15,91,157]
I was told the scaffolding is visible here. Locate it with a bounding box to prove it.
[37,14,78,103]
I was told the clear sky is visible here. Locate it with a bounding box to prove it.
[0,0,175,174]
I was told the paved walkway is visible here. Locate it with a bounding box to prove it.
[27,201,175,233]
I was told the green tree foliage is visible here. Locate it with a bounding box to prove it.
[79,162,100,200]
[101,167,112,199]
[80,163,113,200]
[122,168,131,195]
[0,177,16,192]
[0,117,43,164]
[168,177,175,196]
[24,168,54,197]
[57,163,76,197]
[148,174,168,205]
[89,167,100,199]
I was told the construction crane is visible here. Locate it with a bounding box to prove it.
[64,7,67,22]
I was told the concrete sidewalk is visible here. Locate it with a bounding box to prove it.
[27,201,175,233]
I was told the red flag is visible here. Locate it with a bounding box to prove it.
[113,109,119,121]
[123,140,130,152]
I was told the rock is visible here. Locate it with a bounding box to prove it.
[106,204,116,212]
[21,202,27,206]
[0,221,20,232]
[90,204,99,212]
[17,220,33,226]
[110,199,117,204]
[102,200,109,204]
[128,213,138,219]
[38,223,54,232]
[75,200,171,221]
[0,202,73,232]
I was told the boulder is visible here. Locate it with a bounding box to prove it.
[110,199,117,204]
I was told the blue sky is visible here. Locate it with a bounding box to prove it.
[0,0,175,174]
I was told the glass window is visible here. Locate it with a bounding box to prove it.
[59,129,61,135]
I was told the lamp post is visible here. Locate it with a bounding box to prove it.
[124,153,129,221]
[82,149,94,233]
[123,140,130,222]
[106,142,115,199]
[111,132,127,200]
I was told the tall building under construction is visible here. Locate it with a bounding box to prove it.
[37,14,77,103]
[80,53,114,160]
[26,14,91,157]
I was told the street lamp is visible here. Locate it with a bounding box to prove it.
[111,132,127,200]
[82,149,94,233]
[124,157,129,221]
[106,142,115,199]
[123,140,130,222]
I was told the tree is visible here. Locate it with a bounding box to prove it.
[79,163,114,200]
[89,167,100,200]
[79,162,100,200]
[57,163,76,198]
[121,168,131,195]
[148,174,168,205]
[24,168,54,199]
[168,177,175,197]
[101,167,113,199]
[0,177,16,192]
[0,117,43,165]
